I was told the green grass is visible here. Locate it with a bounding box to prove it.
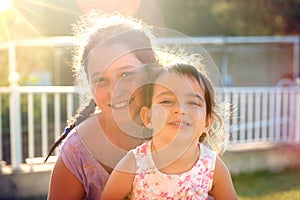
[232,167,300,200]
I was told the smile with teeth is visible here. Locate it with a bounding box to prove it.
[168,121,190,127]
[110,98,133,109]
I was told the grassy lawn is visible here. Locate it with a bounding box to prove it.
[232,167,300,200]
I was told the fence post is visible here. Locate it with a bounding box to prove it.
[295,87,300,143]
[8,42,22,172]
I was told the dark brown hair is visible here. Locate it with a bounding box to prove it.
[143,63,231,155]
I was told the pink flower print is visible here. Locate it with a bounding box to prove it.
[185,175,191,181]
[207,172,214,179]
[139,172,147,179]
[202,158,208,167]
[143,182,149,189]
[190,181,197,188]
[137,189,142,195]
[160,191,168,197]
[140,144,147,153]
[177,186,186,195]
[178,179,185,187]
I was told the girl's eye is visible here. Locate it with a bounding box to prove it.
[121,71,135,78]
[187,101,202,107]
[95,77,105,82]
[93,77,107,85]
[159,100,173,105]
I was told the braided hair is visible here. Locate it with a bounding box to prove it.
[44,99,96,162]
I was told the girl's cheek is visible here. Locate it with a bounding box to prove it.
[151,104,168,135]
[92,88,107,104]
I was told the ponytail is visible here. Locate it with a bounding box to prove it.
[44,99,96,162]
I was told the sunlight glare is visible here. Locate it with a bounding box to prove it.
[0,0,13,13]
[76,0,141,15]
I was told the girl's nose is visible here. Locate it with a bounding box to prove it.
[107,77,117,97]
[109,83,124,98]
[110,88,122,98]
[173,103,186,115]
[109,77,128,98]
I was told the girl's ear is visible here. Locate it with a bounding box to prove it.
[140,106,152,129]
[204,114,213,132]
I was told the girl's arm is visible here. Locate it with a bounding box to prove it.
[48,156,85,200]
[209,157,238,200]
[101,152,136,200]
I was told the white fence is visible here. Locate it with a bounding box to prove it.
[1,35,300,171]
[0,86,299,171]
[0,86,80,171]
[226,87,300,144]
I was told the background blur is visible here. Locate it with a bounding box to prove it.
[1,0,300,87]
[0,1,300,199]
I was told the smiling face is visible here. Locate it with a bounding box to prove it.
[142,71,212,145]
[87,44,148,129]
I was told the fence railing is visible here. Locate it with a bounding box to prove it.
[226,87,300,144]
[0,86,300,171]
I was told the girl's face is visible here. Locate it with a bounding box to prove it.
[87,44,147,128]
[146,72,211,145]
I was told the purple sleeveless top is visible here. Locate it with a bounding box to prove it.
[60,129,110,200]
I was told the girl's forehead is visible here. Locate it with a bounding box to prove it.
[87,44,143,74]
[87,44,133,68]
[154,72,204,96]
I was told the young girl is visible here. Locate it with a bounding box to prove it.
[46,11,158,199]
[101,63,238,199]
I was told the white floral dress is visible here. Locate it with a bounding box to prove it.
[129,141,217,200]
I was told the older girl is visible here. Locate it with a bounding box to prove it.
[46,11,158,200]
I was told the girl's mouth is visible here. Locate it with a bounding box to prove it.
[110,97,133,109]
[167,121,191,128]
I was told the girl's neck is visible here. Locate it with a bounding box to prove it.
[150,138,200,174]
[97,113,145,151]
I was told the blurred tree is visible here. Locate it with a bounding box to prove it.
[1,0,299,40]
[155,0,231,36]
[0,50,9,86]
[157,0,300,36]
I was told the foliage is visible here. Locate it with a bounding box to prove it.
[157,0,300,36]
[233,167,300,200]
[0,0,299,41]
[0,50,9,86]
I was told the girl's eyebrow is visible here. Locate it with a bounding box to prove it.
[116,65,136,72]
[187,93,205,102]
[89,65,136,80]
[153,91,174,99]
[154,90,205,102]
[90,71,104,80]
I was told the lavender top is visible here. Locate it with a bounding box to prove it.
[61,129,110,200]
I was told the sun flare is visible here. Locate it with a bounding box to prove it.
[0,0,79,40]
[0,0,13,13]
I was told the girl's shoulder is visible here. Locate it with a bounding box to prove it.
[60,127,110,199]
[60,117,104,169]
[200,143,217,159]
[60,128,92,161]
[60,115,99,150]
